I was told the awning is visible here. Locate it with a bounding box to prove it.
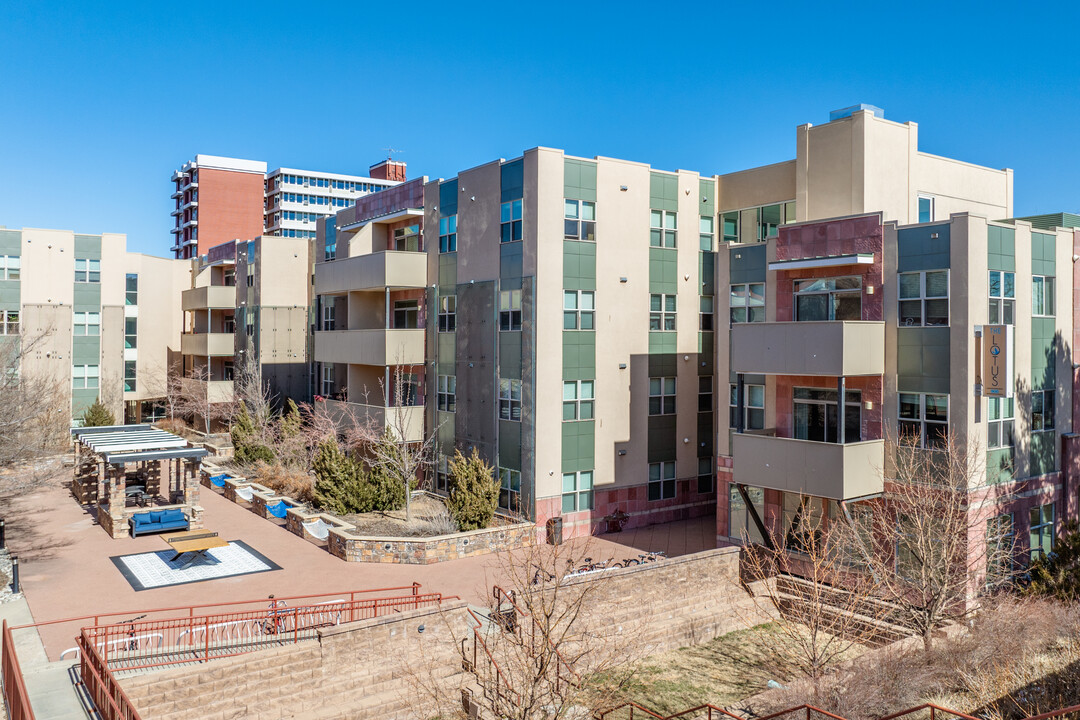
[73,425,191,456]
[338,208,424,232]
[768,253,875,271]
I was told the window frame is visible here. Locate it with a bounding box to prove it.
[649,293,676,332]
[499,378,522,421]
[321,303,335,331]
[649,210,677,248]
[649,376,676,415]
[1032,389,1055,432]
[729,383,765,430]
[898,270,950,327]
[0,310,19,336]
[0,255,20,281]
[988,270,1015,325]
[438,294,457,333]
[917,195,935,223]
[564,200,596,241]
[499,290,522,331]
[987,397,1015,448]
[437,374,456,413]
[72,364,100,390]
[562,380,595,421]
[1030,503,1055,563]
[499,467,521,512]
[563,290,595,330]
[561,470,594,513]
[1032,275,1056,317]
[699,295,714,331]
[74,258,101,284]
[729,283,765,324]
[500,200,523,244]
[898,392,950,448]
[647,461,676,501]
[73,311,101,337]
[439,215,458,253]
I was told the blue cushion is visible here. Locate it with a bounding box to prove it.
[132,514,153,527]
[149,510,166,523]
[161,509,186,523]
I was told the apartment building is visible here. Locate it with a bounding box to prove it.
[171,154,404,259]
[181,235,313,411]
[0,227,188,424]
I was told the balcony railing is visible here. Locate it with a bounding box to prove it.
[180,332,235,358]
[314,328,424,366]
[732,432,884,500]
[731,321,885,376]
[314,251,427,294]
[322,399,424,442]
[181,286,236,311]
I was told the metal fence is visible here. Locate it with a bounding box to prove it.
[1,620,35,720]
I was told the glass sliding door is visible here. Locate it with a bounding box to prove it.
[794,277,862,321]
[793,387,861,443]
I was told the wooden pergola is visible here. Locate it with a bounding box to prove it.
[71,425,209,538]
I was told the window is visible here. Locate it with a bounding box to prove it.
[918,195,935,223]
[125,318,137,349]
[321,303,335,331]
[988,271,1014,325]
[500,200,522,243]
[125,274,138,305]
[1030,503,1055,562]
[0,256,20,281]
[223,360,234,381]
[721,211,739,244]
[986,513,1014,585]
[648,462,676,501]
[1032,276,1056,317]
[437,375,456,413]
[793,387,861,443]
[794,277,861,321]
[988,397,1015,448]
[650,210,677,248]
[321,365,334,396]
[124,360,136,392]
[393,224,420,252]
[562,380,594,421]
[393,300,419,329]
[439,216,457,253]
[246,271,254,288]
[438,295,456,332]
[73,311,101,336]
[435,455,450,494]
[499,290,522,331]
[698,376,713,412]
[898,393,949,448]
[245,314,254,337]
[649,294,676,331]
[499,379,522,421]
[499,467,521,513]
[730,283,764,324]
[649,377,676,415]
[756,204,783,241]
[563,291,594,330]
[562,471,593,513]
[699,296,714,331]
[697,458,714,494]
[729,484,765,543]
[74,258,100,283]
[72,364,100,389]
[699,216,714,251]
[1032,389,1055,432]
[898,270,949,326]
[0,311,19,335]
[729,383,765,431]
[564,200,595,241]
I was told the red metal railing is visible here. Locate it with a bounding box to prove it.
[491,584,579,692]
[877,704,980,720]
[78,632,141,720]
[2,620,36,720]
[596,703,1080,720]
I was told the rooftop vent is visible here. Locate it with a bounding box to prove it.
[829,104,884,122]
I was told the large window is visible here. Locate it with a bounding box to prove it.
[562,471,593,513]
[648,462,676,501]
[1033,276,1056,317]
[699,216,714,251]
[563,380,594,420]
[320,365,334,397]
[499,467,520,512]
[393,300,419,329]
[499,290,522,331]
[0,255,20,281]
[721,211,739,244]
[793,387,860,443]
[500,200,523,243]
[794,277,861,321]
[917,195,935,223]
[438,295,456,332]
[563,291,595,330]
[899,270,949,326]
[988,271,1014,325]
[393,223,420,252]
[74,258,101,283]
[1030,503,1055,562]
[987,397,1014,448]
[650,210,677,248]
[730,283,764,324]
[321,303,335,331]
[435,455,450,494]
[730,384,765,430]
[729,484,765,543]
[73,311,101,336]
[439,216,457,253]
[499,379,522,421]
[699,296,714,331]
[125,317,137,349]
[649,377,676,415]
[437,375,456,413]
[72,364,100,390]
[0,311,18,335]
[125,274,138,305]
[898,393,949,448]
[1032,389,1055,432]
[649,294,676,331]
[124,360,136,392]
[564,200,595,241]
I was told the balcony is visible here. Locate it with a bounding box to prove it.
[182,286,236,311]
[181,332,235,358]
[205,380,235,404]
[314,328,424,366]
[731,321,885,376]
[315,251,428,294]
[322,399,424,443]
[732,432,884,500]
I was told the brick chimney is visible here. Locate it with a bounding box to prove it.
[370,159,407,182]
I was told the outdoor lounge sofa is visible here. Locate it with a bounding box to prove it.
[129,509,190,537]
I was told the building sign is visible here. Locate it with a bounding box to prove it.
[981,324,1013,398]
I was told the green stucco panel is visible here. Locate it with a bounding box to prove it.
[647,415,677,463]
[562,331,595,380]
[73,283,101,312]
[699,179,716,216]
[648,332,676,355]
[1031,318,1056,390]
[438,255,457,288]
[561,420,595,473]
[649,172,679,212]
[987,225,1016,273]
[499,420,522,470]
[72,336,100,364]
[1032,232,1056,277]
[898,224,951,272]
[730,245,767,284]
[74,234,102,260]
[896,327,951,394]
[563,241,596,291]
[71,389,98,420]
[649,248,677,293]
[499,332,522,378]
[0,230,21,255]
[500,159,524,203]
[1030,432,1056,476]
[0,281,19,310]
[698,332,714,375]
[437,333,455,375]
[564,159,597,203]
[986,448,1015,485]
[700,251,716,296]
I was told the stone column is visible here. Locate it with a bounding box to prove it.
[107,464,129,538]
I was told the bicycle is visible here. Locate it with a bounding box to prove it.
[530,564,556,586]
[262,595,288,636]
[118,615,147,651]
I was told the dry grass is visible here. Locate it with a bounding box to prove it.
[153,418,202,440]
[247,461,315,504]
[341,494,458,537]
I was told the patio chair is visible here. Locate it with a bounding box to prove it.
[267,500,289,519]
[302,519,330,541]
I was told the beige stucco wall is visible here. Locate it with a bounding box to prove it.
[716,161,796,214]
[125,253,189,402]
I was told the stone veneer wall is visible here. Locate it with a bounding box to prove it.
[326,518,536,564]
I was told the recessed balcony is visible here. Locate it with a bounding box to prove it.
[731,321,885,376]
[181,332,235,358]
[182,286,236,311]
[322,399,424,443]
[314,328,425,366]
[315,251,428,294]
[732,431,884,500]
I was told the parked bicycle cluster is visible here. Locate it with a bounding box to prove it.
[531,550,667,585]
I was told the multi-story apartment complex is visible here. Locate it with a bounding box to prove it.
[313,105,1079,569]
[181,235,312,412]
[171,154,404,259]
[0,227,188,424]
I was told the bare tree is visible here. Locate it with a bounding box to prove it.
[834,428,1018,651]
[176,363,232,434]
[0,329,71,479]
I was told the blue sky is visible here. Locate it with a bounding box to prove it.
[1,1,1077,256]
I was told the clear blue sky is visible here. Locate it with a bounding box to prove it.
[1,1,1077,256]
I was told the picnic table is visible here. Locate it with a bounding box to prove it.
[125,484,150,507]
[161,530,229,569]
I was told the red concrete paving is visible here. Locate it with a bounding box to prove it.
[7,478,717,659]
